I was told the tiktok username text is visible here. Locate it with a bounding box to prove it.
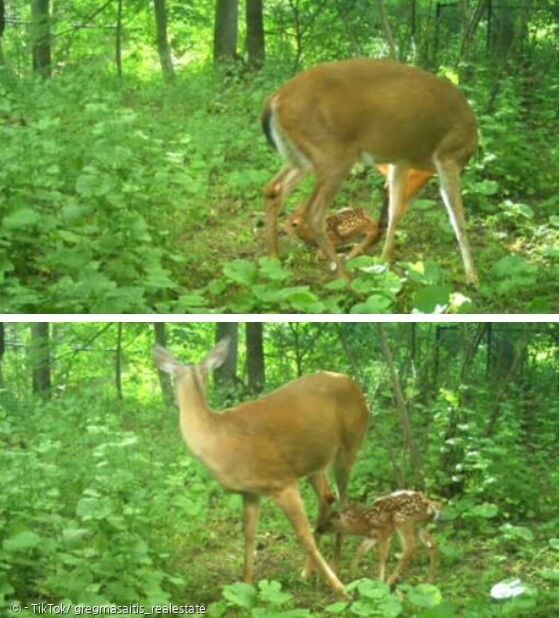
[9,603,206,615]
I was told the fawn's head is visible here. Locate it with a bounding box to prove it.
[425,498,444,522]
[316,503,371,536]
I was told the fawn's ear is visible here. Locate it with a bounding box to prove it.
[153,345,182,376]
[200,338,230,372]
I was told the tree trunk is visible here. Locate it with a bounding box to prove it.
[214,0,238,63]
[378,324,424,488]
[115,0,123,78]
[115,323,123,400]
[0,0,5,65]
[153,0,175,82]
[246,0,265,69]
[31,0,51,78]
[377,0,398,60]
[31,323,51,399]
[246,323,265,394]
[0,322,4,387]
[492,0,516,55]
[214,323,238,396]
[410,0,417,44]
[490,325,517,381]
[153,323,173,406]
[458,0,487,63]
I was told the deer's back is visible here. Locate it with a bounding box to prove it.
[209,373,369,492]
[273,59,478,171]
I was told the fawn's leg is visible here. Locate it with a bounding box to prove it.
[377,531,393,582]
[418,527,438,583]
[386,522,417,585]
[351,538,377,576]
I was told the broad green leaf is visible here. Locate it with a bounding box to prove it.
[406,584,443,609]
[221,582,257,609]
[326,601,350,614]
[75,497,112,520]
[258,257,291,282]
[3,530,42,552]
[471,180,499,196]
[257,579,292,607]
[491,255,538,278]
[406,260,443,285]
[412,285,452,313]
[351,294,393,313]
[222,260,258,286]
[3,208,41,229]
[469,503,499,518]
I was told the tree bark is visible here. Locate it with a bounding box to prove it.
[153,0,175,82]
[115,323,123,400]
[115,0,123,78]
[377,0,398,60]
[378,324,424,488]
[246,323,265,394]
[214,323,238,394]
[0,0,5,65]
[31,323,51,399]
[492,0,515,55]
[410,0,417,44]
[153,323,173,406]
[246,0,265,69]
[31,0,51,78]
[0,322,4,387]
[213,0,238,63]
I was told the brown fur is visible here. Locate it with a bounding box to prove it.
[154,341,370,599]
[285,207,380,260]
[319,490,442,585]
[262,58,479,284]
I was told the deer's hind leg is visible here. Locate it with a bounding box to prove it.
[264,167,307,258]
[242,493,261,583]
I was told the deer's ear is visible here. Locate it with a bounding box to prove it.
[201,338,230,372]
[153,345,182,376]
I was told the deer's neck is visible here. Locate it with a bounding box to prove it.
[176,368,215,459]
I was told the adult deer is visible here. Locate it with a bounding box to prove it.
[153,339,370,598]
[262,58,479,285]
[317,490,442,585]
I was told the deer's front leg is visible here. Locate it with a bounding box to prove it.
[271,484,349,600]
[264,167,306,258]
[242,493,261,583]
[386,523,416,585]
[351,538,377,576]
[418,528,438,583]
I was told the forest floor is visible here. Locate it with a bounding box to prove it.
[172,496,559,616]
